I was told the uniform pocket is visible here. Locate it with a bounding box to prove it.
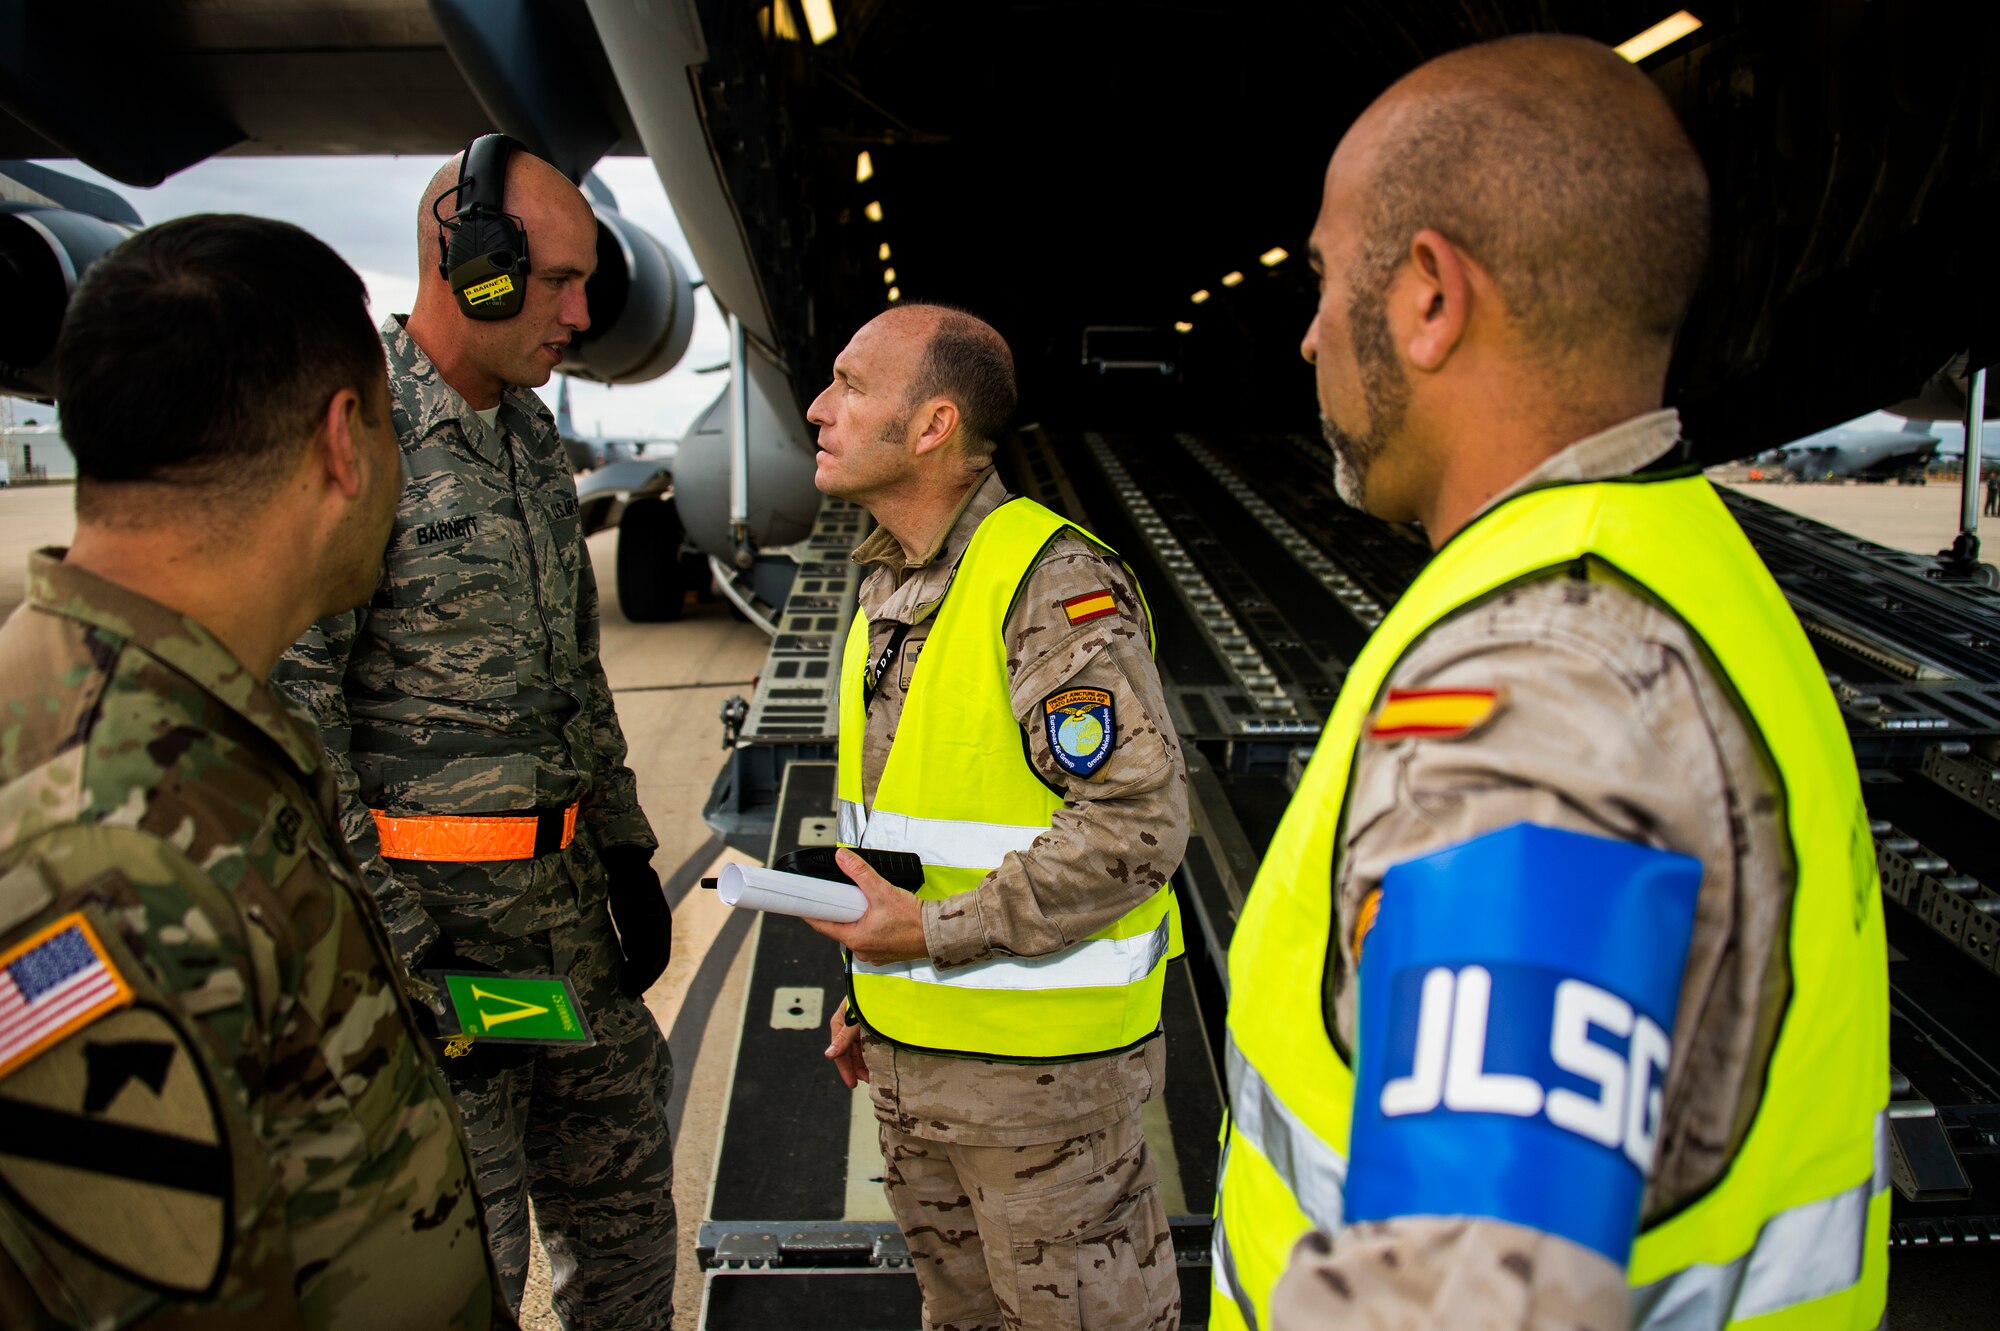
[363,598,520,702]
[999,1129,1177,1331]
[372,498,523,701]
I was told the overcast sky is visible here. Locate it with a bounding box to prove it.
[28,155,731,441]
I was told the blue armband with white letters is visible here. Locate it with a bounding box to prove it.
[1345,822,1701,1266]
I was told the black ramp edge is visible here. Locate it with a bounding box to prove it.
[704,1271,924,1331]
[1161,959,1223,1211]
[709,909,852,1222]
[702,1266,1212,1330]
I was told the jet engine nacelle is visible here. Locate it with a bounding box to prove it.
[564,206,697,385]
[0,204,138,398]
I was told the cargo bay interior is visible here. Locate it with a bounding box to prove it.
[5,2,2000,1328]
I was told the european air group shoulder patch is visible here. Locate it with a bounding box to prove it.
[1043,687,1116,778]
[0,913,134,1080]
[1368,687,1504,742]
[1062,589,1118,626]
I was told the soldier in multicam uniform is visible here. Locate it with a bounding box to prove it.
[0,216,507,1328]
[805,305,1189,1331]
[272,143,676,1328]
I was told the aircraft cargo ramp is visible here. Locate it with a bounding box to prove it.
[699,432,2000,1328]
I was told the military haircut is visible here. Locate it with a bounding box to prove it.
[56,213,384,512]
[901,302,1018,459]
[1354,35,1711,363]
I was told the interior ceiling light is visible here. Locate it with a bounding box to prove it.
[1191,289,1211,305]
[1174,321,1193,334]
[865,200,883,222]
[1615,10,1701,62]
[761,3,799,41]
[1221,271,1244,287]
[856,150,874,183]
[887,286,901,302]
[878,242,892,261]
[801,0,838,45]
[883,267,897,284]
[1260,247,1289,267]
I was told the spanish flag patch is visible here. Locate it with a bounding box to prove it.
[1062,589,1118,625]
[1368,687,1502,742]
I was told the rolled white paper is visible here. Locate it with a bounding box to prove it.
[716,863,867,923]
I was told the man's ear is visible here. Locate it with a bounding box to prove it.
[910,398,961,458]
[1402,228,1473,373]
[317,387,369,499]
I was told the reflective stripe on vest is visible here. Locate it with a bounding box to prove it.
[1213,1114,1888,1331]
[1215,473,1888,1331]
[835,496,1179,1059]
[1630,1114,1892,1329]
[854,911,1173,991]
[835,799,1043,869]
[1224,1033,1346,1235]
[1210,1183,1259,1331]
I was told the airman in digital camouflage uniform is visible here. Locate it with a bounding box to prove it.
[808,305,1189,1331]
[272,143,676,1328]
[0,216,507,1328]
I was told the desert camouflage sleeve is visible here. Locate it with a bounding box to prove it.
[574,546,655,855]
[921,534,1189,968]
[273,609,441,971]
[1271,573,1776,1331]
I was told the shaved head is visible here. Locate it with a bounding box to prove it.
[1350,35,1710,361]
[882,303,1017,458]
[417,147,589,281]
[405,143,597,404]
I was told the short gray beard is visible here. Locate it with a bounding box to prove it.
[1321,413,1378,509]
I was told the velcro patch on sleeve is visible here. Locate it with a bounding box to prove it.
[1043,687,1116,778]
[1368,688,1502,741]
[1062,589,1118,626]
[1345,823,1701,1267]
[0,913,135,1080]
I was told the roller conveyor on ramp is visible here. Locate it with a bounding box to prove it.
[698,433,2000,1324]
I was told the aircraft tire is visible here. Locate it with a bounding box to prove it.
[617,496,689,622]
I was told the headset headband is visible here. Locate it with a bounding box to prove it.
[438,133,531,320]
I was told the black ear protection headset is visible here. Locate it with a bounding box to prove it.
[434,133,530,321]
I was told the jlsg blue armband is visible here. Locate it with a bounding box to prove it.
[1346,822,1701,1266]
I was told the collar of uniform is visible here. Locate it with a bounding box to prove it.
[854,469,1008,625]
[382,314,510,470]
[24,549,329,779]
[1473,408,1686,520]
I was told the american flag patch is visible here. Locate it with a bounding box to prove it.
[0,914,132,1080]
[1062,589,1117,625]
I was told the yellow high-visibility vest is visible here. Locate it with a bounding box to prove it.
[836,496,1180,1060]
[1212,473,1889,1330]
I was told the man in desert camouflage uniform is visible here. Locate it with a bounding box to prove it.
[0,216,506,1328]
[273,143,675,1328]
[1215,35,1888,1331]
[807,305,1189,1330]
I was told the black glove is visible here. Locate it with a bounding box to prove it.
[602,845,672,999]
[408,935,537,1079]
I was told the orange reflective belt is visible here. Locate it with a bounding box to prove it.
[370,804,578,863]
